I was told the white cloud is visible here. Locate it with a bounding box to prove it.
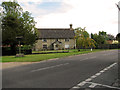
[20,2,46,17]
[35,0,119,36]
[1,0,43,3]
[1,0,120,36]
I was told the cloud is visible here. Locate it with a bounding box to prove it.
[1,0,120,36]
[34,0,119,36]
[20,2,46,17]
[1,0,43,3]
[18,0,73,18]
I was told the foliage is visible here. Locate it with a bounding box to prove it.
[99,31,108,40]
[116,33,120,43]
[75,27,96,49]
[91,33,105,45]
[77,36,96,49]
[1,1,38,54]
[107,34,115,40]
[91,31,108,47]
[75,27,89,39]
[99,31,107,36]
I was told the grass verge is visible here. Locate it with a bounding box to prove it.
[2,49,114,62]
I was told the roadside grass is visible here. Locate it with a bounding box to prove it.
[2,49,114,62]
[32,49,71,53]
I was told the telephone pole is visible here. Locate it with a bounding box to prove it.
[116,3,120,11]
[116,3,120,87]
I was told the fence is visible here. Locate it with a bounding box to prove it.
[96,44,120,49]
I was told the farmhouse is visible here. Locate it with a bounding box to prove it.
[34,24,76,51]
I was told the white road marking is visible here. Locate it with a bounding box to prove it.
[31,63,69,72]
[80,56,96,61]
[72,86,80,88]
[90,75,97,79]
[100,70,105,73]
[89,83,97,88]
[70,62,117,89]
[86,82,120,90]
[103,68,108,71]
[95,73,101,76]
[78,81,86,86]
[85,78,92,82]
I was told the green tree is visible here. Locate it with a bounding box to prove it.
[75,27,89,39]
[1,1,38,54]
[99,31,108,40]
[75,27,96,49]
[91,31,108,47]
[0,6,3,46]
[91,33,94,39]
[76,37,96,49]
[116,33,120,43]
[107,34,115,40]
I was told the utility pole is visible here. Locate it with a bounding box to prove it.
[116,3,120,11]
[116,3,120,87]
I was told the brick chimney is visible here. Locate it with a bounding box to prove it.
[70,24,73,30]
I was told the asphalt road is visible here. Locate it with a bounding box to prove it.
[2,50,120,89]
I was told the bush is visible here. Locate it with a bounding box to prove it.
[16,45,32,54]
[2,47,14,56]
[2,45,32,56]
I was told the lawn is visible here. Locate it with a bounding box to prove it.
[32,49,70,53]
[2,49,111,62]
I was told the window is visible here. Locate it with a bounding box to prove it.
[65,39,69,42]
[42,39,47,42]
[43,45,47,49]
[65,44,69,49]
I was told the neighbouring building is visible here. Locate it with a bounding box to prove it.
[112,40,119,44]
[106,40,113,44]
[34,24,76,51]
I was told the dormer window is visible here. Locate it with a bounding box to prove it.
[65,39,69,42]
[42,39,47,42]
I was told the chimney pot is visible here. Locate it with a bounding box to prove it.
[70,24,73,30]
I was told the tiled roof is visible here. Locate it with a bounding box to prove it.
[38,28,75,39]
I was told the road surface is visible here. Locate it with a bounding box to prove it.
[2,50,120,89]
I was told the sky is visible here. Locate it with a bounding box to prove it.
[1,0,120,36]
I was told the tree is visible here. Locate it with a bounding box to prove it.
[1,1,38,54]
[75,27,89,39]
[116,33,120,43]
[91,31,107,47]
[2,15,21,54]
[91,33,94,39]
[76,37,96,49]
[75,27,96,49]
[92,34,105,44]
[20,11,38,45]
[0,6,3,46]
[99,31,108,40]
[107,34,115,40]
